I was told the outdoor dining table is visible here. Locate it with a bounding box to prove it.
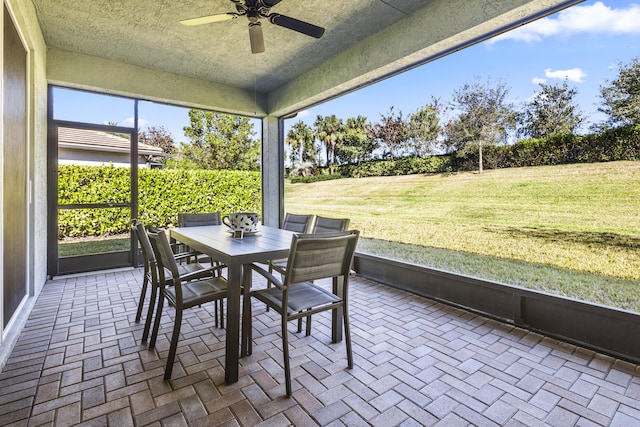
[170,224,295,384]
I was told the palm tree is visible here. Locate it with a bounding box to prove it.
[314,114,343,174]
[285,121,315,165]
[342,115,373,164]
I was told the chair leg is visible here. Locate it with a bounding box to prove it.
[149,293,164,349]
[214,301,219,328]
[282,317,292,397]
[135,270,149,323]
[247,302,252,355]
[164,308,183,380]
[242,279,252,356]
[343,304,353,368]
[219,300,225,329]
[266,264,273,312]
[141,280,158,343]
[297,311,312,336]
[305,311,312,336]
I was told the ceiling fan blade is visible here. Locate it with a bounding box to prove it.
[249,22,265,54]
[261,0,283,7]
[268,13,325,38]
[180,13,237,26]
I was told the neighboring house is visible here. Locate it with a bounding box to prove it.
[58,127,165,168]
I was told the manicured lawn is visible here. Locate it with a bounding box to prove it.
[58,235,130,257]
[284,160,640,311]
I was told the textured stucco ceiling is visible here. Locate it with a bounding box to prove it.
[33,0,429,92]
[31,0,583,117]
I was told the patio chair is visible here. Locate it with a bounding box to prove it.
[267,213,315,277]
[281,213,315,233]
[178,212,222,228]
[177,212,223,263]
[311,215,350,234]
[265,213,315,311]
[178,212,226,286]
[132,218,201,321]
[147,227,228,380]
[269,215,350,332]
[269,214,345,276]
[131,220,224,343]
[247,230,360,396]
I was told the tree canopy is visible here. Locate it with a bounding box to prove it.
[180,110,259,170]
[285,121,316,165]
[407,99,445,157]
[314,115,343,174]
[371,107,409,160]
[445,78,516,173]
[518,80,583,138]
[599,56,640,127]
[285,121,317,176]
[139,126,176,153]
[339,115,374,165]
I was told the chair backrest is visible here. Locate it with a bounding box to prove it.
[311,216,350,234]
[146,227,180,284]
[284,230,359,286]
[147,227,190,307]
[131,219,156,266]
[178,212,221,227]
[282,213,315,233]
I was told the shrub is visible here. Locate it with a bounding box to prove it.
[58,165,261,238]
[336,155,453,178]
[289,173,343,183]
[453,124,640,171]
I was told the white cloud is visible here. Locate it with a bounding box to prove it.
[490,1,640,43]
[531,67,587,86]
[544,67,587,82]
[118,117,150,129]
[296,110,311,119]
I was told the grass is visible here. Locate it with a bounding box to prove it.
[58,235,129,257]
[284,160,640,312]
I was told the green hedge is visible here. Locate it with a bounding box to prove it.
[453,125,640,171]
[58,166,261,238]
[289,173,344,184]
[335,155,453,178]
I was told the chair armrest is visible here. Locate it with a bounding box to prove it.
[268,258,287,275]
[179,266,216,281]
[249,263,284,290]
[173,250,200,261]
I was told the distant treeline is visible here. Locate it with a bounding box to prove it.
[290,124,640,182]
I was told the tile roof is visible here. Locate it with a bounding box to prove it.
[58,127,165,157]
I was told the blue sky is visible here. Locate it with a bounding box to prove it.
[54,0,640,143]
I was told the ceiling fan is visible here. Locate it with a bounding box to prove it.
[180,0,325,54]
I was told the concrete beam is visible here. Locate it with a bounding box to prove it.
[47,48,269,117]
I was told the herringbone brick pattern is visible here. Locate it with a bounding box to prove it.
[1,267,640,426]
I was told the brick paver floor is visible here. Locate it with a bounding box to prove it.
[1,267,640,426]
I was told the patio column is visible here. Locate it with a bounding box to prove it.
[261,115,284,228]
